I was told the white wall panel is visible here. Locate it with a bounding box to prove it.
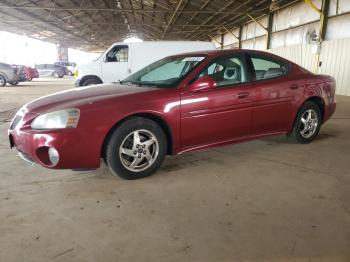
[242,17,268,40]
[223,28,239,46]
[329,0,350,15]
[241,36,266,50]
[326,14,350,40]
[319,38,350,96]
[273,1,320,32]
[271,21,319,48]
[269,39,350,96]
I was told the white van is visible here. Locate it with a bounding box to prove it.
[74,41,215,87]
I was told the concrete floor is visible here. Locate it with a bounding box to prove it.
[0,78,349,262]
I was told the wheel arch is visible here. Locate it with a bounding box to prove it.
[304,96,325,122]
[101,113,174,160]
[0,72,8,81]
[80,75,103,86]
[289,95,325,134]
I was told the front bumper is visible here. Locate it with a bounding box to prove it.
[8,127,101,169]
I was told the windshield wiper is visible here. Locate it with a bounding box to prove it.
[119,80,144,87]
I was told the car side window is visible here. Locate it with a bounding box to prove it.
[106,45,129,62]
[199,55,247,87]
[250,55,289,80]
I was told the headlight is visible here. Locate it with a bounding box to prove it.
[31,109,80,130]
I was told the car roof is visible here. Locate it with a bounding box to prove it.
[172,48,289,62]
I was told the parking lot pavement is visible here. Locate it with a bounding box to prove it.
[0,78,350,262]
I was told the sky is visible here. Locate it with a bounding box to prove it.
[0,31,101,66]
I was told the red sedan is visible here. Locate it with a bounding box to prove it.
[8,49,336,179]
[25,67,39,81]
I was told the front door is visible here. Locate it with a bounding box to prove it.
[181,54,253,149]
[101,44,131,83]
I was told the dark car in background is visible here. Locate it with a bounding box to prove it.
[35,64,66,78]
[0,62,20,86]
[54,61,76,76]
[11,65,27,85]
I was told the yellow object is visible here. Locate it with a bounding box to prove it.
[304,0,322,15]
[74,70,78,77]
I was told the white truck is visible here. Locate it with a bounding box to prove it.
[74,41,215,87]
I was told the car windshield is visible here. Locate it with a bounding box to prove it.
[121,55,206,87]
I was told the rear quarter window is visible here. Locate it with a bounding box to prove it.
[250,55,290,81]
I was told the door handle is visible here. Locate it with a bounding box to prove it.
[237,92,249,99]
[289,84,299,90]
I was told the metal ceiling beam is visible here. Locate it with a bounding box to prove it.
[0,0,90,45]
[246,12,268,32]
[0,5,265,14]
[160,0,185,39]
[187,0,255,40]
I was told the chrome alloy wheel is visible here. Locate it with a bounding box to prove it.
[119,129,159,172]
[300,109,318,139]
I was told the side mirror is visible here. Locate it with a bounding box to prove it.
[189,76,217,92]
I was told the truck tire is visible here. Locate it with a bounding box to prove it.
[0,75,6,86]
[82,77,102,86]
[52,72,59,78]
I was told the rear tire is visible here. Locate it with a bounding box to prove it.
[290,101,322,144]
[0,75,6,86]
[9,81,19,86]
[82,77,102,86]
[105,117,167,180]
[52,72,59,78]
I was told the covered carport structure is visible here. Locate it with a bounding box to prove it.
[0,1,350,262]
[0,0,295,51]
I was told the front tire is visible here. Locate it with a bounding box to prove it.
[52,72,59,78]
[9,81,19,86]
[105,118,167,180]
[290,101,322,144]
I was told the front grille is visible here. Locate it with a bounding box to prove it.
[10,115,21,130]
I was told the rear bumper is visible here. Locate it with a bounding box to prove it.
[324,101,336,123]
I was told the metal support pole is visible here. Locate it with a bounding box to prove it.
[221,33,224,49]
[266,12,273,49]
[238,25,242,49]
[320,0,331,41]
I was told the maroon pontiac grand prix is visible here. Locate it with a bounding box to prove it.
[9,49,336,179]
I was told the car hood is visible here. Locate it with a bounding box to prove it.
[23,83,157,113]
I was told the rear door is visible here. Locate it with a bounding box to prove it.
[101,44,131,83]
[247,53,301,135]
[181,54,253,148]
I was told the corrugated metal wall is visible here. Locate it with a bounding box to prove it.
[267,39,350,96]
[215,0,350,96]
[319,39,350,96]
